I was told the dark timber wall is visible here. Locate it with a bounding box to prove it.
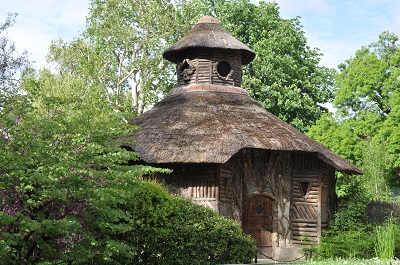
[155,149,336,260]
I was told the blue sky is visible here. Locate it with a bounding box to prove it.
[272,0,400,68]
[1,0,400,69]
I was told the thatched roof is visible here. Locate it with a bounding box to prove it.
[123,86,362,175]
[163,16,256,65]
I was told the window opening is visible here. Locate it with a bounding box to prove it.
[300,181,310,197]
[178,59,195,81]
[255,205,264,215]
[216,61,233,80]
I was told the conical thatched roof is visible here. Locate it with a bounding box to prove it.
[163,16,256,65]
[123,85,362,175]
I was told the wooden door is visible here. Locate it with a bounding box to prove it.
[243,195,273,255]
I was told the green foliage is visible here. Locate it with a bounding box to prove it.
[313,217,400,261]
[335,31,400,118]
[121,195,256,265]
[337,32,400,186]
[212,0,334,132]
[374,216,398,260]
[330,187,369,230]
[309,31,400,200]
[312,226,374,259]
[305,258,400,265]
[1,68,154,263]
[1,50,255,264]
[51,176,255,264]
[307,113,363,165]
[361,142,392,200]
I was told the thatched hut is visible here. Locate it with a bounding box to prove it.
[122,16,362,261]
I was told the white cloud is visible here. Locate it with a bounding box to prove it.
[0,0,90,68]
[271,0,332,15]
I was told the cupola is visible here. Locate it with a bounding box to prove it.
[163,16,256,91]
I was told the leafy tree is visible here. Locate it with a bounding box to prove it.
[335,31,400,118]
[82,0,179,115]
[309,31,400,200]
[212,0,334,132]
[1,66,151,263]
[52,0,333,131]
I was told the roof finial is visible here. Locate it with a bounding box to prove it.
[198,16,219,24]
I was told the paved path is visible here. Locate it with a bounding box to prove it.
[224,258,304,264]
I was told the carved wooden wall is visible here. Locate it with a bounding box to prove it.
[221,149,292,254]
[321,163,336,229]
[219,154,243,221]
[155,150,336,253]
[177,49,242,87]
[290,153,335,245]
[156,163,219,211]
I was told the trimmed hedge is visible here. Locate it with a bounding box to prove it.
[65,178,256,264]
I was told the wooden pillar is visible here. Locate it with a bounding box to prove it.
[317,168,322,243]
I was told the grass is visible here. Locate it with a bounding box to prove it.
[304,258,400,264]
[374,216,397,259]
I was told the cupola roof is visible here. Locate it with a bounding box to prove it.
[163,16,256,65]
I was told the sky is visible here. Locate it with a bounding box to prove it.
[1,0,400,70]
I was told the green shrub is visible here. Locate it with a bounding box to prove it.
[311,226,374,259]
[82,180,256,264]
[311,214,400,261]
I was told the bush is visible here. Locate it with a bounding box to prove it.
[145,196,256,265]
[1,171,255,264]
[80,179,256,264]
[311,226,374,259]
[311,211,400,260]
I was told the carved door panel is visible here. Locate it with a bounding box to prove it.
[243,195,273,250]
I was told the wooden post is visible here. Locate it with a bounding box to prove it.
[317,166,322,242]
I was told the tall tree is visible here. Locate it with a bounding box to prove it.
[334,31,400,118]
[83,0,179,115]
[213,0,335,132]
[308,31,400,199]
[0,65,166,263]
[59,0,333,130]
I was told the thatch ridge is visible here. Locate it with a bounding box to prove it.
[123,91,362,175]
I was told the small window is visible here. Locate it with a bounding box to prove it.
[300,181,310,197]
[178,59,195,81]
[216,61,233,80]
[255,205,264,215]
